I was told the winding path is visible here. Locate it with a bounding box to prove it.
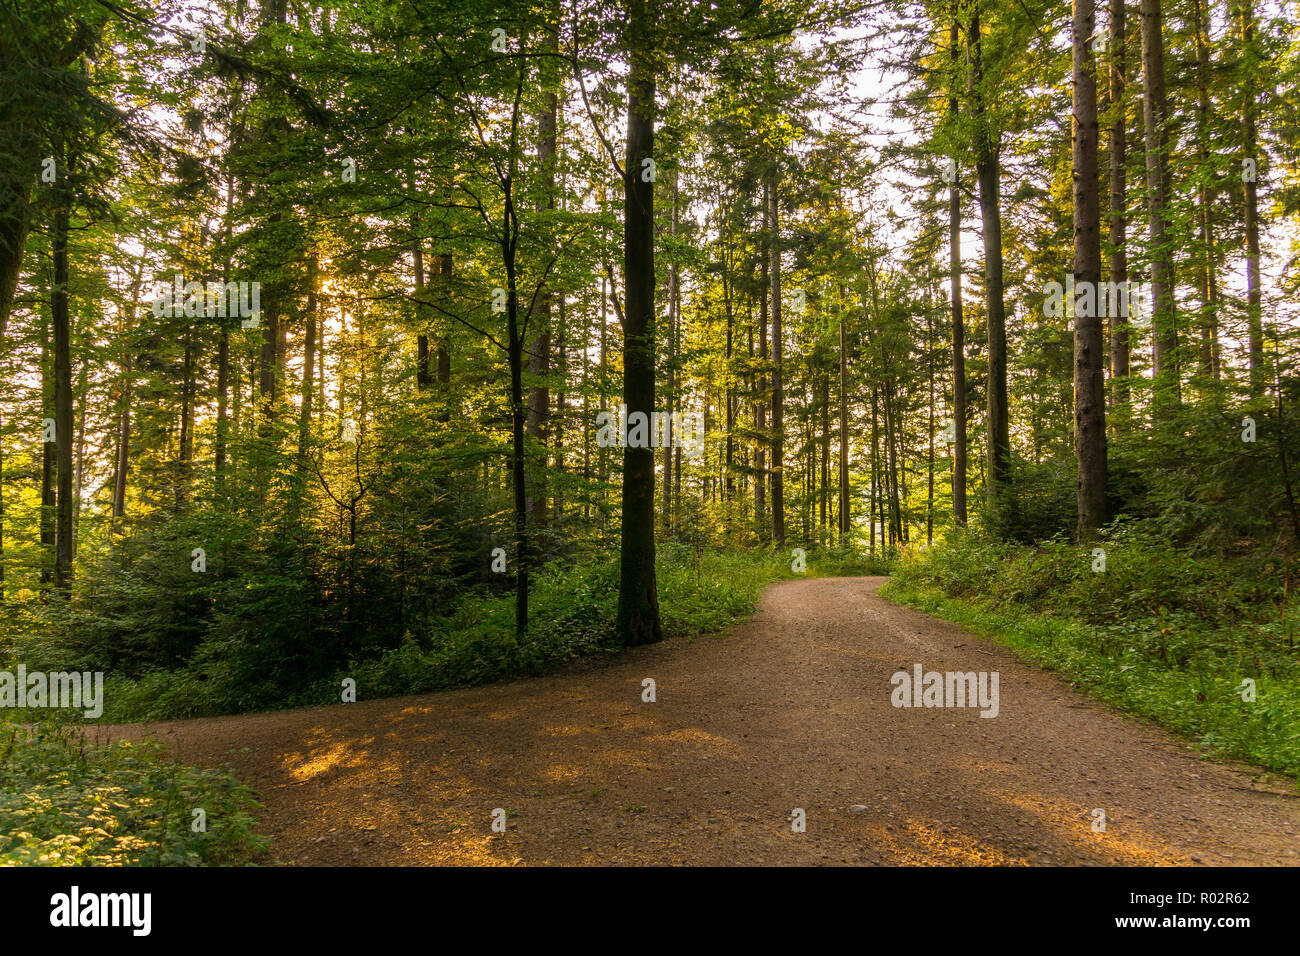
[94,577,1300,865]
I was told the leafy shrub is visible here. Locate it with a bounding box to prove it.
[0,716,267,866]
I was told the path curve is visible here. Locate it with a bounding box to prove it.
[93,577,1300,865]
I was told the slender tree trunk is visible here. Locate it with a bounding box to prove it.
[113,273,140,520]
[870,387,879,553]
[1108,0,1131,427]
[838,284,849,542]
[0,306,5,594]
[1140,0,1180,409]
[884,375,903,543]
[927,299,935,546]
[527,34,558,530]
[299,257,317,462]
[555,291,567,525]
[113,352,131,519]
[821,357,830,534]
[73,335,86,551]
[582,286,591,522]
[768,172,785,546]
[257,0,288,431]
[507,266,529,636]
[1192,0,1220,385]
[724,264,735,505]
[756,251,768,534]
[413,223,431,391]
[599,273,609,512]
[663,175,677,532]
[52,199,74,591]
[1075,0,1110,538]
[178,330,194,502]
[1239,0,1264,396]
[948,11,968,527]
[615,0,663,646]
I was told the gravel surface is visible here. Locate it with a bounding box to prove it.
[91,577,1300,865]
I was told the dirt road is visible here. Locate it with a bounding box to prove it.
[94,577,1300,865]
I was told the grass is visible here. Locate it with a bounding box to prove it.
[881,532,1300,785]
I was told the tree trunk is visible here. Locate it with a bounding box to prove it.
[438,253,452,386]
[615,0,662,646]
[870,387,879,552]
[927,296,935,546]
[1239,0,1264,396]
[970,1,1012,510]
[1192,0,1220,385]
[663,174,678,532]
[299,257,317,462]
[768,171,785,546]
[178,330,194,501]
[948,10,968,527]
[413,224,431,391]
[821,352,830,534]
[527,40,558,530]
[1074,0,1110,539]
[52,199,74,591]
[1108,0,1131,427]
[756,244,768,534]
[724,260,735,505]
[838,284,850,542]
[113,353,131,519]
[1140,0,1180,409]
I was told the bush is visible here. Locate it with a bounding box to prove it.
[0,716,267,866]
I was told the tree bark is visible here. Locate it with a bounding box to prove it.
[838,284,849,542]
[1239,0,1264,396]
[1192,0,1220,385]
[615,0,663,646]
[413,224,431,391]
[1074,0,1110,538]
[1140,0,1180,410]
[768,170,785,546]
[756,235,768,533]
[40,312,54,586]
[947,8,968,527]
[527,31,558,529]
[1108,0,1131,426]
[969,1,1012,510]
[299,257,317,462]
[52,199,74,591]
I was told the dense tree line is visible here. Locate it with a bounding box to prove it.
[1,0,1296,710]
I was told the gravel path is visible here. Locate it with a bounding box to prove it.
[92,577,1300,865]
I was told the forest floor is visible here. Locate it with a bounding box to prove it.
[91,577,1300,865]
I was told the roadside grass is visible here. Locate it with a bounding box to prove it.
[881,533,1300,785]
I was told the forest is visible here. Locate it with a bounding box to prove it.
[1,0,1299,868]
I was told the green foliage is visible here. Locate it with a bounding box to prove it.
[885,531,1300,781]
[58,543,888,721]
[0,716,267,866]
